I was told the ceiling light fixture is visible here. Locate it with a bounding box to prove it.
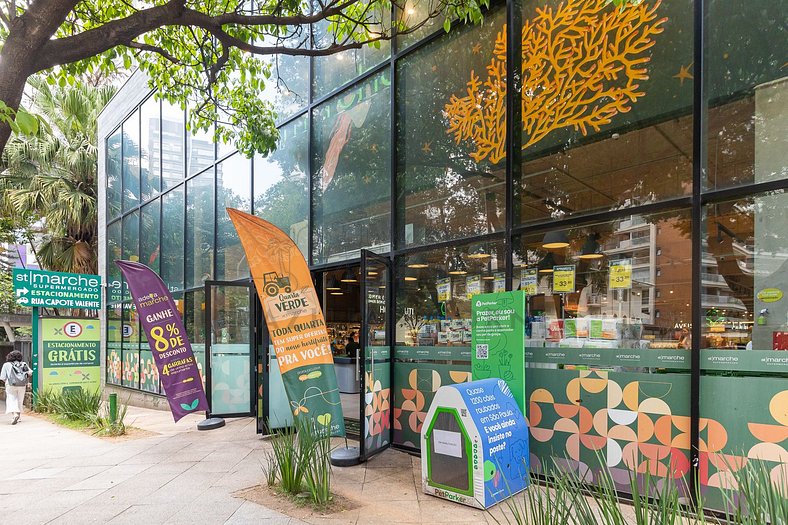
[578,234,604,260]
[542,231,570,249]
[325,276,341,290]
[341,268,358,283]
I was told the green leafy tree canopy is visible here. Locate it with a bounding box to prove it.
[0,0,497,158]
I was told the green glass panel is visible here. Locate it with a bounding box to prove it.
[396,8,506,248]
[186,169,214,288]
[161,101,185,190]
[216,153,251,281]
[140,200,160,274]
[312,71,391,263]
[161,186,184,291]
[106,129,122,220]
[140,97,160,202]
[122,111,140,211]
[254,115,309,257]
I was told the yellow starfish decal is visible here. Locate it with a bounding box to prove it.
[471,43,482,54]
[421,141,432,154]
[673,63,693,85]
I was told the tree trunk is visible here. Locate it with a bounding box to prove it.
[0,31,32,152]
[0,0,80,153]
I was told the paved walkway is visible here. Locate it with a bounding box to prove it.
[0,402,303,524]
[0,402,541,524]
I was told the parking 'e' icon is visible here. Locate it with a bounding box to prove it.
[64,322,83,338]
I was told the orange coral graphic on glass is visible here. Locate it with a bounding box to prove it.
[444,0,667,163]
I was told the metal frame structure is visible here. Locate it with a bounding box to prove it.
[100,0,788,499]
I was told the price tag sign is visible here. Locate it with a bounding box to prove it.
[520,268,538,295]
[437,278,451,302]
[609,259,632,290]
[466,275,481,299]
[493,272,506,293]
[552,265,575,293]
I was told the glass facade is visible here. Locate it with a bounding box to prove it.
[312,71,391,263]
[397,8,507,247]
[100,0,786,508]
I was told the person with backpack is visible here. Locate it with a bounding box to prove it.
[0,350,31,425]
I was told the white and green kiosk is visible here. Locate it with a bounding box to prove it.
[421,378,529,509]
[421,291,530,509]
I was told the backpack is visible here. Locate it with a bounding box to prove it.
[6,361,30,387]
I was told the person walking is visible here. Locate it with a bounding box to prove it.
[1,350,31,425]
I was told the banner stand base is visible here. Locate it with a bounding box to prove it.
[330,446,361,467]
[197,417,226,431]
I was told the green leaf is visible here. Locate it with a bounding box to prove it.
[15,110,39,136]
[179,403,193,411]
[190,398,199,410]
[444,17,451,33]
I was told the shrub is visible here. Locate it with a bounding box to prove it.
[299,419,333,506]
[32,389,127,436]
[265,418,334,507]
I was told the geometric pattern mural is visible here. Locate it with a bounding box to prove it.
[393,361,788,510]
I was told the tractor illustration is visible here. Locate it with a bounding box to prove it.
[263,272,292,297]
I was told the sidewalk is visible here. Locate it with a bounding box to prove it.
[0,401,542,524]
[0,401,303,524]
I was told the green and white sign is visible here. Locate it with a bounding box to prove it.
[13,268,102,310]
[471,291,527,415]
[41,318,100,394]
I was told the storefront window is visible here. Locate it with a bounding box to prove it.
[186,169,215,288]
[106,128,122,220]
[216,153,251,281]
[184,290,206,388]
[515,0,692,224]
[702,192,788,356]
[254,115,309,257]
[140,200,160,275]
[312,71,391,264]
[312,18,390,100]
[121,210,139,302]
[106,303,122,385]
[396,0,443,49]
[705,0,787,190]
[140,96,160,202]
[517,210,693,491]
[187,121,215,177]
[259,47,308,121]
[396,8,507,248]
[106,220,123,304]
[122,110,140,211]
[161,186,185,291]
[392,239,504,446]
[699,191,788,509]
[122,302,140,389]
[161,100,185,190]
[514,211,692,357]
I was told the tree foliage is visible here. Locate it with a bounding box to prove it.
[0,78,116,275]
[0,0,497,158]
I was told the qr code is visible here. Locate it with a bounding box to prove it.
[476,344,489,359]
